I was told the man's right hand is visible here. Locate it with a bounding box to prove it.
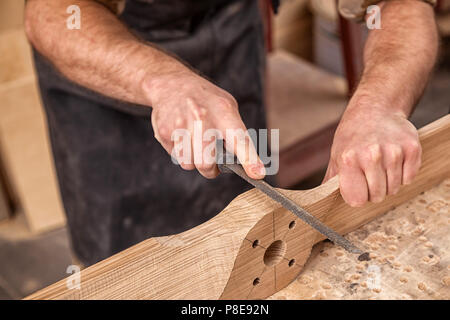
[25,1,265,181]
[142,70,265,180]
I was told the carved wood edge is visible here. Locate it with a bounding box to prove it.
[27,115,450,300]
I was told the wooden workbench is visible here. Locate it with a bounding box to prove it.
[270,178,450,299]
[27,115,450,300]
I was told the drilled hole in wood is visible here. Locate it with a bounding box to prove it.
[252,240,259,248]
[263,240,287,267]
[289,221,296,229]
[288,259,295,267]
[253,278,260,286]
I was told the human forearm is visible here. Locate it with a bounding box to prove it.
[25,0,265,179]
[325,0,439,206]
[350,0,438,117]
[25,0,189,106]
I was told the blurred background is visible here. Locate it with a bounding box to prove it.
[0,0,449,299]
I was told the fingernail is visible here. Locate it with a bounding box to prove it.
[372,197,384,204]
[251,164,265,177]
[259,166,266,176]
[350,202,363,208]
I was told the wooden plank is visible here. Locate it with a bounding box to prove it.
[0,28,34,85]
[272,0,312,60]
[0,28,66,233]
[0,0,25,32]
[270,178,450,299]
[26,115,450,300]
[0,78,66,233]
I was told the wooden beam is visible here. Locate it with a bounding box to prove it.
[27,115,450,300]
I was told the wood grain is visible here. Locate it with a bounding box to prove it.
[270,178,450,299]
[27,115,450,300]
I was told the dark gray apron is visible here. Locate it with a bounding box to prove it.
[32,0,267,266]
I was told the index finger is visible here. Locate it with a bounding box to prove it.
[220,121,265,179]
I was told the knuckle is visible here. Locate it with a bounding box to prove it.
[404,140,421,155]
[390,145,402,161]
[174,117,186,128]
[217,97,236,111]
[367,144,382,163]
[157,125,172,143]
[187,98,207,120]
[340,149,358,166]
[386,144,402,166]
[197,107,208,120]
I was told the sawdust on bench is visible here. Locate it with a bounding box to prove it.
[270,178,450,300]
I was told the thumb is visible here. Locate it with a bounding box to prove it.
[222,123,265,180]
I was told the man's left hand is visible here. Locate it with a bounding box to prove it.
[323,103,422,207]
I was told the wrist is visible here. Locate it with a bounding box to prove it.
[140,62,194,107]
[137,43,195,107]
[345,88,411,120]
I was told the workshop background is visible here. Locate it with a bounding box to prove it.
[0,0,449,299]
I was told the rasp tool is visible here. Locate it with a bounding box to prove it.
[217,149,369,261]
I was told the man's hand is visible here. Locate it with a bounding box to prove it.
[323,0,437,207]
[25,0,265,180]
[142,69,265,180]
[323,103,421,207]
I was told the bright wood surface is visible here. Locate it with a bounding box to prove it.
[270,178,450,299]
[27,115,450,300]
[0,26,66,233]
